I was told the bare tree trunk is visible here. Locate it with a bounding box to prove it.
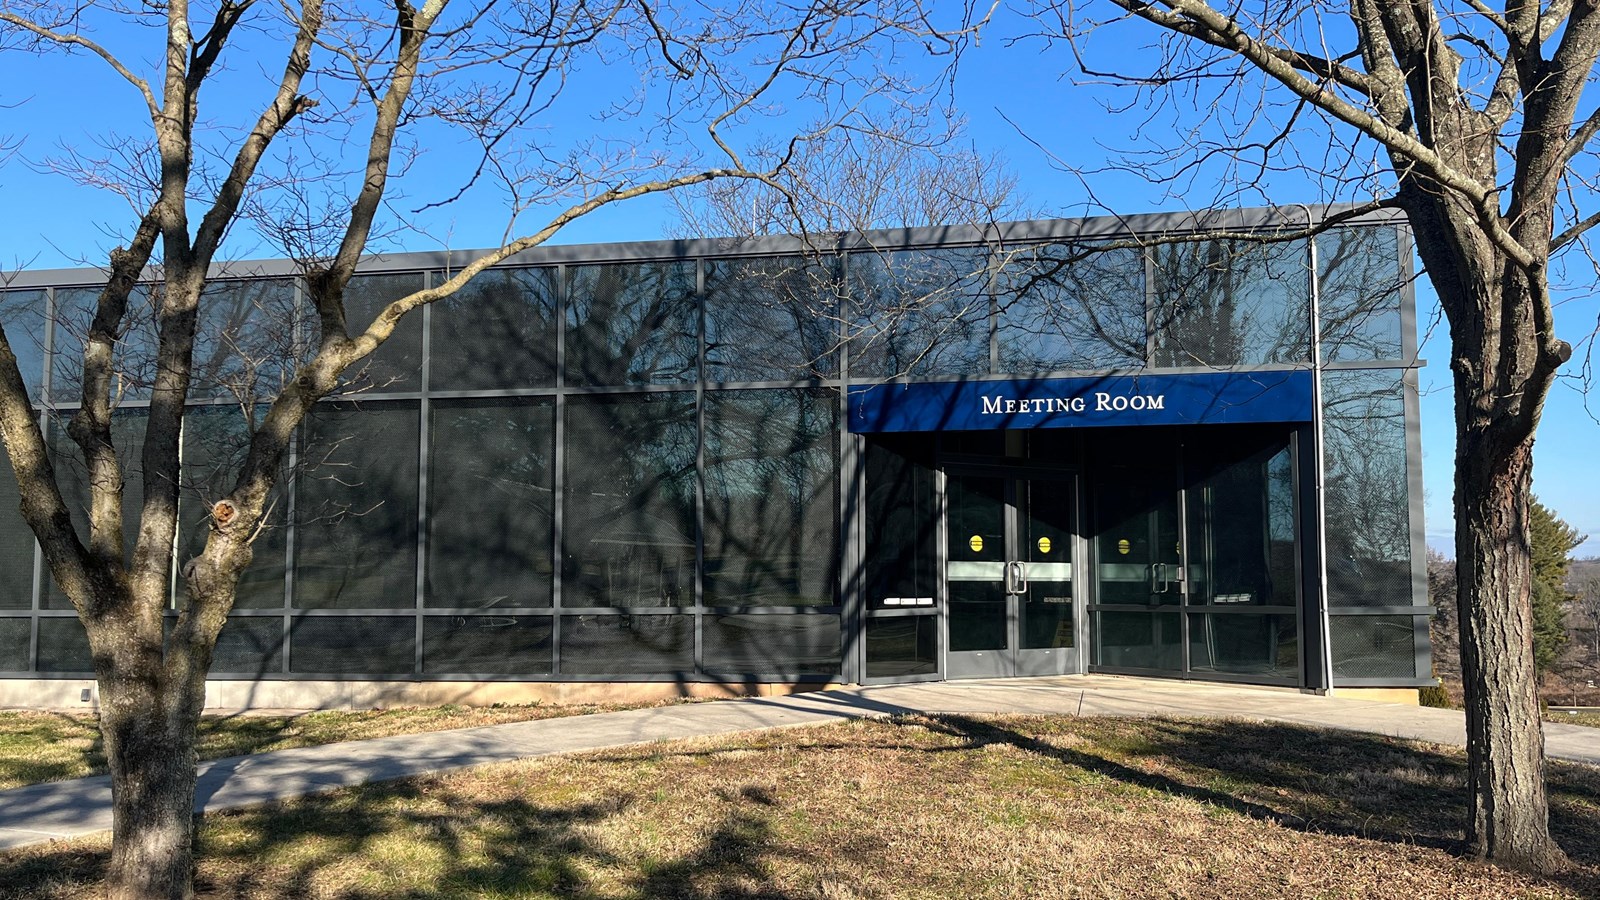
[1454,377,1564,871]
[92,593,207,900]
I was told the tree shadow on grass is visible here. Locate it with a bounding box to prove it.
[4,714,1598,898]
[0,767,812,900]
[922,714,1600,898]
[0,709,367,790]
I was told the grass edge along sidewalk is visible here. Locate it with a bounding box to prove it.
[0,699,692,791]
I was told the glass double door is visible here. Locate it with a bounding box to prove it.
[1089,433,1302,683]
[945,469,1077,679]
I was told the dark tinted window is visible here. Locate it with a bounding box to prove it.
[427,399,554,609]
[45,409,148,609]
[703,256,839,381]
[1096,610,1182,669]
[864,616,937,678]
[1151,238,1310,366]
[567,262,697,387]
[295,403,419,609]
[37,616,92,673]
[289,616,415,674]
[563,393,697,607]
[558,614,692,674]
[1188,612,1298,679]
[1317,227,1406,362]
[1323,371,1416,607]
[430,267,559,390]
[863,437,937,609]
[703,389,838,607]
[338,273,425,393]
[192,279,304,401]
[50,285,159,403]
[1188,434,1297,609]
[179,406,286,610]
[0,289,47,401]
[996,244,1146,372]
[0,457,34,609]
[0,617,29,670]
[423,615,552,674]
[1330,614,1417,679]
[702,613,841,676]
[210,617,284,675]
[849,247,991,377]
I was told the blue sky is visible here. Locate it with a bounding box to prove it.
[0,2,1595,556]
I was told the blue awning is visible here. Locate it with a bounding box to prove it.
[846,370,1315,433]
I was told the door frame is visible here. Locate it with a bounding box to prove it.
[939,458,1084,680]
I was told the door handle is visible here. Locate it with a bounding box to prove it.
[1003,561,1027,595]
[1150,562,1167,594]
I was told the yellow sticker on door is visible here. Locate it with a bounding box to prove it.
[1038,536,1052,554]
[969,534,984,552]
[1117,538,1131,555]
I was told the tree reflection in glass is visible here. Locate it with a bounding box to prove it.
[1322,370,1415,607]
[1316,227,1407,362]
[703,256,840,382]
[849,246,991,377]
[1150,238,1310,366]
[995,242,1146,372]
[702,389,838,607]
[563,393,697,607]
[567,262,697,387]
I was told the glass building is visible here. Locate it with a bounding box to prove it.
[0,206,1429,695]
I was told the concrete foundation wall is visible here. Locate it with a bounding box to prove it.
[1331,686,1420,706]
[0,679,848,712]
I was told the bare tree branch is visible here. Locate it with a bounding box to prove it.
[0,11,160,117]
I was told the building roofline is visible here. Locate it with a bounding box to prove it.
[2,202,1405,289]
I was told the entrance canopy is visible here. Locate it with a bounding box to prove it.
[848,370,1315,433]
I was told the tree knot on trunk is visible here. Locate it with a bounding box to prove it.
[210,500,238,530]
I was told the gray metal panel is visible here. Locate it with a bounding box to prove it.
[840,422,863,685]
[1403,370,1429,611]
[414,280,433,676]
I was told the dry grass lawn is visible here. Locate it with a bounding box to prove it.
[0,701,678,790]
[2,714,1598,899]
[1548,710,1600,729]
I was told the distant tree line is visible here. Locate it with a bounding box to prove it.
[1432,499,1594,701]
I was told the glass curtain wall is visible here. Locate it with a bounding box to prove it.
[0,254,849,681]
[0,217,1422,687]
[1315,227,1428,683]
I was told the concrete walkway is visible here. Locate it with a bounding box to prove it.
[1,674,1596,851]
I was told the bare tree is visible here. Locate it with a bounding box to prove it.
[1574,574,1600,669]
[669,120,1039,382]
[670,122,1036,238]
[0,0,985,896]
[1039,0,1596,871]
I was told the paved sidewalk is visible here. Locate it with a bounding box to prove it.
[1,675,1595,851]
